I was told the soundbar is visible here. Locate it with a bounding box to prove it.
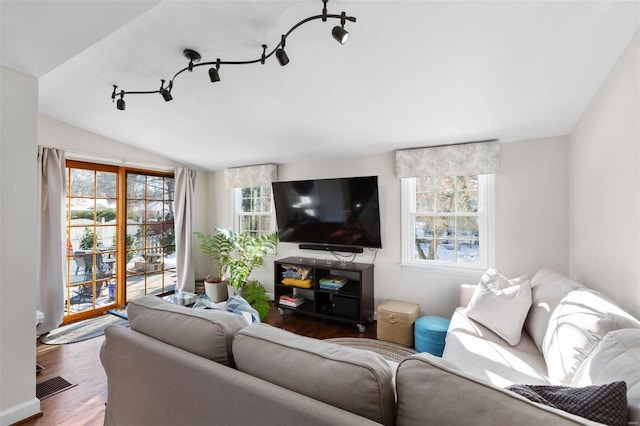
[299,243,363,253]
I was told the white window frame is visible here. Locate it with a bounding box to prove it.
[400,175,495,276]
[232,186,276,236]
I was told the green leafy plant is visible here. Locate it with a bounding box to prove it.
[194,229,234,282]
[79,227,102,250]
[244,280,271,320]
[218,229,278,292]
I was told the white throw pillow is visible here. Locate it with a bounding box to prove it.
[543,288,640,386]
[466,269,532,346]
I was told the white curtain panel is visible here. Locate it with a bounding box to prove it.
[224,164,277,188]
[174,167,197,292]
[395,141,501,178]
[36,147,66,335]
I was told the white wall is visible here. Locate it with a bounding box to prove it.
[201,136,570,319]
[569,30,640,318]
[496,136,570,277]
[0,67,40,425]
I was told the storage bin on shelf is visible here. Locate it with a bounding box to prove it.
[376,299,420,347]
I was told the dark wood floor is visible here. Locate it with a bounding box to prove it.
[26,304,376,426]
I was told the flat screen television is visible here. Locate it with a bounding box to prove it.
[272,176,382,249]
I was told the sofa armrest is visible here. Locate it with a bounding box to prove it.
[395,353,602,426]
[459,284,476,307]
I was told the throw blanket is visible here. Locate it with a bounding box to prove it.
[193,293,260,324]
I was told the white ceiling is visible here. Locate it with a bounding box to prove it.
[2,1,638,171]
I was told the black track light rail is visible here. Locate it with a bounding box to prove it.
[111,0,356,110]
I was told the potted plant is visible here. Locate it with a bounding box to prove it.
[218,229,278,295]
[194,229,233,302]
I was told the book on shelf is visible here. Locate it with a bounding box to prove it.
[279,294,305,308]
[319,275,348,286]
[318,275,347,290]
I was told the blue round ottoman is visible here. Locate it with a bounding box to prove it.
[414,316,450,357]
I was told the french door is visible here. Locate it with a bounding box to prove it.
[64,161,175,323]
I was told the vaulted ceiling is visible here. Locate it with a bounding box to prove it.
[2,1,638,171]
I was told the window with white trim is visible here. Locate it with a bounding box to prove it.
[401,175,494,272]
[233,186,275,237]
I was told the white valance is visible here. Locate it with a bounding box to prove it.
[224,164,278,188]
[395,141,500,178]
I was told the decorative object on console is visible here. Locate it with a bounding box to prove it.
[111,0,356,110]
[280,264,314,288]
[319,275,347,290]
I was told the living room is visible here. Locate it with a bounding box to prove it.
[1,1,639,425]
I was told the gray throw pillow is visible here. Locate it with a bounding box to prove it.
[506,381,628,426]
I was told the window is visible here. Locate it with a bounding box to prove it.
[233,186,275,237]
[401,175,494,273]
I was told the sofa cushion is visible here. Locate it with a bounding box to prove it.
[127,295,248,366]
[232,323,395,426]
[571,329,640,424]
[506,382,628,426]
[543,289,640,385]
[525,269,584,353]
[443,307,549,387]
[466,269,532,346]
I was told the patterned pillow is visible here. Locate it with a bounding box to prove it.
[506,382,628,426]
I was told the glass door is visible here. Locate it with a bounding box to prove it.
[65,161,119,322]
[125,172,176,302]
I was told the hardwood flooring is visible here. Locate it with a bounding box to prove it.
[26,304,376,426]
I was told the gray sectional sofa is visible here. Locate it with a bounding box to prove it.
[101,275,638,425]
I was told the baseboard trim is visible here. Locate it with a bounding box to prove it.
[1,397,41,426]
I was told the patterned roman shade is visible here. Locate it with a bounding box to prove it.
[395,141,500,178]
[224,164,278,188]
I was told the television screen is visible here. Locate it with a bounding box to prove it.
[272,176,382,249]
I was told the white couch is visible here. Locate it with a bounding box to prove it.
[439,268,640,424]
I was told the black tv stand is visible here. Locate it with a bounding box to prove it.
[298,243,363,253]
[274,257,374,332]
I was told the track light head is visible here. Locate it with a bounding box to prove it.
[332,11,349,44]
[276,35,289,66]
[161,88,173,101]
[209,58,221,82]
[116,91,125,110]
[160,80,173,101]
[276,48,289,66]
[209,67,220,83]
[332,25,349,44]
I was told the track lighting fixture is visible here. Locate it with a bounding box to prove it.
[275,35,290,66]
[116,92,125,110]
[160,80,173,102]
[209,58,221,82]
[332,12,349,44]
[111,0,356,110]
